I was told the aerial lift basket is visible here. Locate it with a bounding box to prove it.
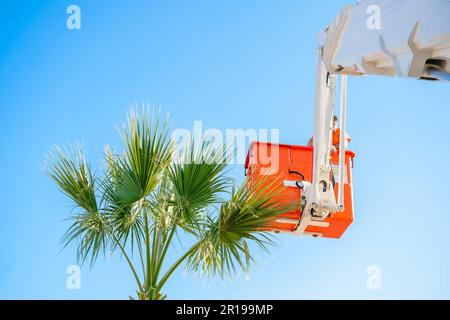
[245,141,355,239]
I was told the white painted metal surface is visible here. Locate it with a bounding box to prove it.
[323,0,450,79]
[337,75,348,211]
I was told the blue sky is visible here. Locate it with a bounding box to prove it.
[1,0,450,299]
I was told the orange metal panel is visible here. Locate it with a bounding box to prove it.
[245,142,355,238]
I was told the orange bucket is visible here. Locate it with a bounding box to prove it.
[245,141,355,239]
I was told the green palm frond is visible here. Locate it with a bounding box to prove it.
[118,108,173,203]
[169,140,231,232]
[100,146,145,247]
[99,107,173,248]
[186,175,293,277]
[46,144,98,213]
[46,145,110,265]
[62,211,111,266]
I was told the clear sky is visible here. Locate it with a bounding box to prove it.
[1,0,450,299]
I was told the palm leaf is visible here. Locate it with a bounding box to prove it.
[99,108,173,248]
[118,108,173,202]
[186,175,294,277]
[46,144,98,213]
[46,144,110,265]
[100,146,145,248]
[169,140,231,232]
[62,211,111,266]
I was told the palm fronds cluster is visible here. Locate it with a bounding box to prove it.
[46,109,289,299]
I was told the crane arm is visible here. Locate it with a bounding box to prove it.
[323,0,450,80]
[295,0,450,235]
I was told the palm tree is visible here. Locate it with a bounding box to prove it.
[46,109,289,300]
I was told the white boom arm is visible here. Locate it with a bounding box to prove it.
[296,0,450,235]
